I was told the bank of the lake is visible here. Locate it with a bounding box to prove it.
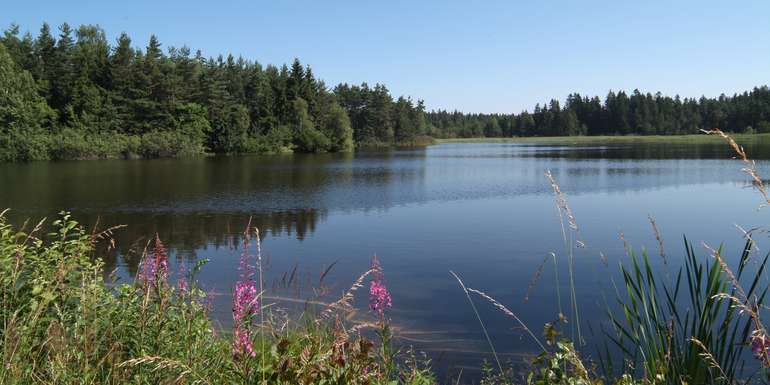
[434,132,770,145]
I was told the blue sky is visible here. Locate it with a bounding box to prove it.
[4,0,769,113]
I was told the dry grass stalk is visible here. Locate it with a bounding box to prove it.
[523,254,550,304]
[348,321,381,335]
[735,224,763,253]
[618,231,631,258]
[318,268,375,322]
[599,252,608,266]
[702,128,770,208]
[545,169,585,343]
[464,287,548,353]
[90,223,127,252]
[703,242,765,334]
[545,170,582,238]
[648,215,667,265]
[450,270,504,374]
[690,337,729,383]
[119,356,211,385]
[703,243,747,302]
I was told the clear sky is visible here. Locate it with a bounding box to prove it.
[4,0,769,113]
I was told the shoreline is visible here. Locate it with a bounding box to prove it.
[433,132,770,144]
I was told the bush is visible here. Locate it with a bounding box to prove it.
[237,126,294,154]
[756,121,770,134]
[0,129,51,161]
[139,130,206,158]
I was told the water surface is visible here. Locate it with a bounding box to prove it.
[3,139,770,381]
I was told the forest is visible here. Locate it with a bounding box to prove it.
[0,23,429,161]
[429,87,770,138]
[2,22,770,161]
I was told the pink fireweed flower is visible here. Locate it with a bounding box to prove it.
[232,220,260,359]
[138,234,169,287]
[232,280,258,358]
[368,256,392,318]
[752,331,770,367]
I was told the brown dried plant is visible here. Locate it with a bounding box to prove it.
[702,128,770,208]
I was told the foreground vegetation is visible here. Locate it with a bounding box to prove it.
[0,212,438,384]
[3,208,770,385]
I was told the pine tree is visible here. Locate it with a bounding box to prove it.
[0,42,55,160]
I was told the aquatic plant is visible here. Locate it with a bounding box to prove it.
[600,239,767,384]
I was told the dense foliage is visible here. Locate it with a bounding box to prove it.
[0,23,430,161]
[3,21,770,162]
[429,87,770,138]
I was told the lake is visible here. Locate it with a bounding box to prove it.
[2,138,770,381]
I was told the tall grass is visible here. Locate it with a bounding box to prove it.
[0,212,434,385]
[602,239,768,384]
[545,169,585,344]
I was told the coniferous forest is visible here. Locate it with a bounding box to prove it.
[428,87,770,138]
[2,22,770,161]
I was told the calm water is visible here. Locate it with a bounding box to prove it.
[3,139,770,380]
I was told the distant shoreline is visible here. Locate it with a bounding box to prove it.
[434,133,770,144]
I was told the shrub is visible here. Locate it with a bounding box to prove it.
[139,130,206,158]
[0,129,51,161]
[756,121,770,134]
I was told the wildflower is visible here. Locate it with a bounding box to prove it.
[138,234,169,287]
[232,280,258,357]
[232,222,259,359]
[368,256,392,318]
[752,331,770,367]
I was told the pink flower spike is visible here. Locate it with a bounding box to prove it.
[137,234,169,288]
[231,220,260,359]
[752,331,770,367]
[368,256,392,318]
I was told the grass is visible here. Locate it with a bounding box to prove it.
[601,239,767,384]
[0,212,435,385]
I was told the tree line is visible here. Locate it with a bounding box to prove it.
[429,87,770,138]
[2,22,770,162]
[0,23,430,161]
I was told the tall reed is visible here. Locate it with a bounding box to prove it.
[602,238,767,384]
[545,169,585,344]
